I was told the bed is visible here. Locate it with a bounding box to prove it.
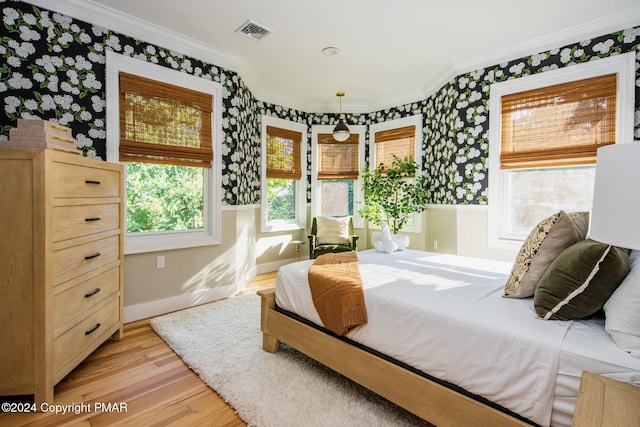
[258,249,640,426]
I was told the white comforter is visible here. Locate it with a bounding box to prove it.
[275,249,571,426]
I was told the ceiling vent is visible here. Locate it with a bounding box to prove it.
[235,20,272,41]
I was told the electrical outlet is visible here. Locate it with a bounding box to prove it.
[156,255,165,269]
[433,240,438,250]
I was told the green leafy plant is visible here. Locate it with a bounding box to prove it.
[359,155,429,234]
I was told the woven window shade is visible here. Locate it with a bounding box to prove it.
[317,133,359,180]
[500,73,617,169]
[119,72,213,168]
[266,125,302,180]
[374,125,416,171]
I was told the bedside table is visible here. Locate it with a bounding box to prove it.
[572,371,640,426]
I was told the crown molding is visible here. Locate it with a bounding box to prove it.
[21,0,640,114]
[421,4,640,99]
[421,62,459,99]
[253,89,329,113]
[22,0,243,72]
[255,89,370,114]
[366,90,427,113]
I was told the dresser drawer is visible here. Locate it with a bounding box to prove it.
[53,203,120,242]
[52,161,120,199]
[53,235,120,286]
[53,296,120,376]
[53,267,120,334]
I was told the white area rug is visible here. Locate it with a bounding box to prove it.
[150,294,431,427]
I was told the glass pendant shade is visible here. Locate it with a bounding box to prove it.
[332,119,350,142]
[332,91,350,142]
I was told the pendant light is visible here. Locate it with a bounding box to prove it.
[332,91,350,142]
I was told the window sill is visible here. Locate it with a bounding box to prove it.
[261,221,305,234]
[124,230,220,254]
[487,237,523,252]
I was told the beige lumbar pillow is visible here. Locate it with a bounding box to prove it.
[504,211,589,298]
[316,216,350,245]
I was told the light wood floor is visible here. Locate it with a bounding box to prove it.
[0,272,277,427]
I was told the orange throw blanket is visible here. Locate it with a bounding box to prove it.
[308,251,367,336]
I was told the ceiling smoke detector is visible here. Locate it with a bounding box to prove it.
[235,19,272,41]
[321,47,340,56]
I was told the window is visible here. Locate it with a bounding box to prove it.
[106,51,222,254]
[488,52,635,248]
[374,125,417,171]
[500,74,617,169]
[261,116,307,232]
[368,115,423,232]
[311,125,366,226]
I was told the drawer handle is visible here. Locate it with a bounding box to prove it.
[84,288,101,298]
[85,323,101,335]
[85,180,101,185]
[85,217,102,222]
[84,252,101,260]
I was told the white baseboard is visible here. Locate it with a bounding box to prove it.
[256,257,307,275]
[124,284,237,323]
[238,265,258,288]
[123,266,258,323]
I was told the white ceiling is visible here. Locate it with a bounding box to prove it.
[37,0,640,113]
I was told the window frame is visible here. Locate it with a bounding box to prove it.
[106,51,223,254]
[368,115,424,233]
[311,125,366,228]
[487,52,636,249]
[260,115,308,233]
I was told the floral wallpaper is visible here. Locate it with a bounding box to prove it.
[420,28,640,204]
[0,0,263,205]
[1,0,639,206]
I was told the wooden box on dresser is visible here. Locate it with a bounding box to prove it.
[0,148,124,405]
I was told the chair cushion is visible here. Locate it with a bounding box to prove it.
[316,216,350,245]
[313,244,353,258]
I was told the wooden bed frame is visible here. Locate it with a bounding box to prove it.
[258,287,532,427]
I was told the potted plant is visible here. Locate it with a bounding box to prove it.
[359,154,428,251]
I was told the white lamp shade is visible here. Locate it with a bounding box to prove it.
[589,142,640,250]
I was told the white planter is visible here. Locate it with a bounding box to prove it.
[393,234,410,251]
[372,225,409,253]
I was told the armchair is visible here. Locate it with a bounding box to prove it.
[308,216,358,259]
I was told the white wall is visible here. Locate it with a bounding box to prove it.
[123,208,257,322]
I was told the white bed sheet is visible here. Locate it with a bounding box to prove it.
[551,318,640,426]
[274,249,640,427]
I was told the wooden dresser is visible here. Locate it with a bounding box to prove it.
[0,148,124,405]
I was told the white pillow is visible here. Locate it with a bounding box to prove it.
[604,250,640,357]
[316,216,350,245]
